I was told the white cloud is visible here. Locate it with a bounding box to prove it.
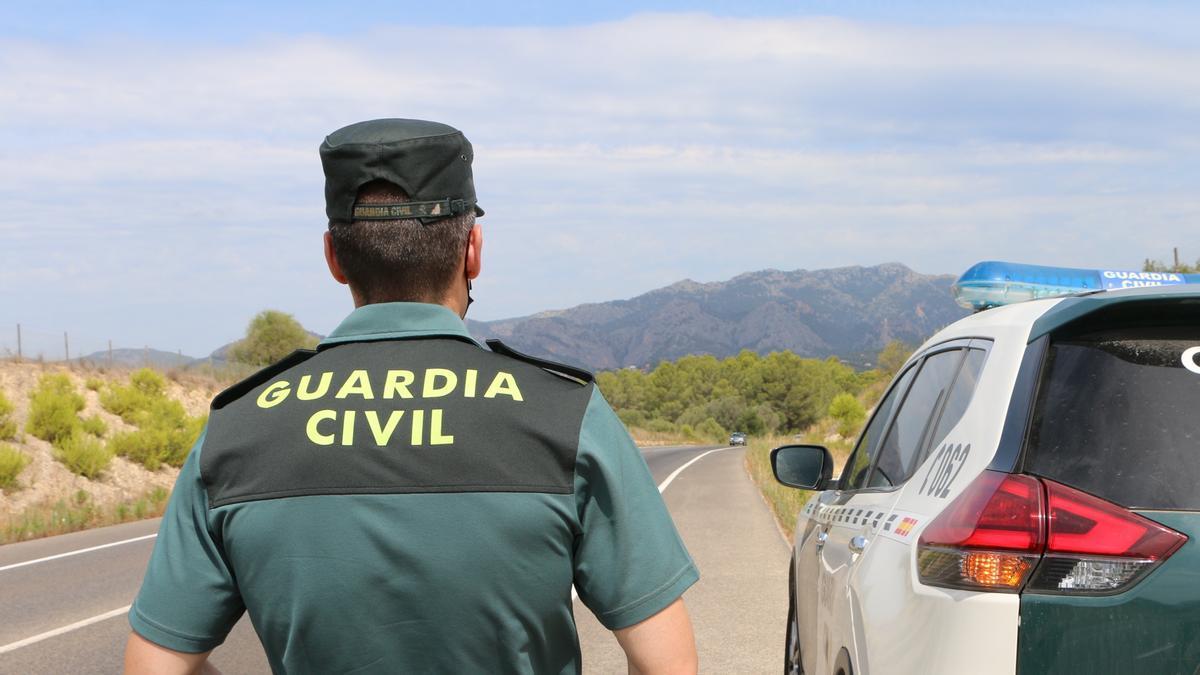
[1,13,1198,355]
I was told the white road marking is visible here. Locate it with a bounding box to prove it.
[0,605,131,654]
[0,533,158,573]
[656,446,735,493]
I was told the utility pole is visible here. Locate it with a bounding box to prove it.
[64,332,70,363]
[108,340,113,367]
[1174,247,1180,271]
[15,324,21,362]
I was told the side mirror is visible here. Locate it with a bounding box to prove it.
[771,444,834,490]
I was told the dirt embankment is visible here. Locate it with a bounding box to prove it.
[0,361,221,523]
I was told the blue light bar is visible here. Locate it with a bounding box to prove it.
[953,261,1200,311]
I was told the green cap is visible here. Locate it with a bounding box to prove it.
[320,118,484,225]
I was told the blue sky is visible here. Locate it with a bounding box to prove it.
[2,2,1199,357]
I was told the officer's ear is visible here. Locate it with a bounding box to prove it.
[465,223,483,281]
[324,231,350,285]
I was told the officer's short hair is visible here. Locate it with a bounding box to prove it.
[329,180,475,304]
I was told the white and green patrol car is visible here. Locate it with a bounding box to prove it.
[773,261,1200,675]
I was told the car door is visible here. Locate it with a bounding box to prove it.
[850,344,990,674]
[819,343,979,674]
[799,361,918,675]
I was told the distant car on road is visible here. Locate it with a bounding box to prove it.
[729,432,747,446]
[772,262,1200,675]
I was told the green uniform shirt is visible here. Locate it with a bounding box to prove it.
[129,302,698,674]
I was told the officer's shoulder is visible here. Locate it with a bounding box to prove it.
[211,349,318,410]
[485,339,594,386]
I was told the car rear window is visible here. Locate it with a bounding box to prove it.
[1025,324,1200,510]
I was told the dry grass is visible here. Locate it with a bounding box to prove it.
[626,426,697,447]
[743,431,855,539]
[0,487,169,544]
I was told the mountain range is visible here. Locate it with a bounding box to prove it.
[82,263,968,373]
[468,263,968,371]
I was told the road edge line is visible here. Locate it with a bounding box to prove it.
[0,533,158,573]
[656,446,735,493]
[0,605,131,654]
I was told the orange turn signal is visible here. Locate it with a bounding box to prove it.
[962,552,1031,588]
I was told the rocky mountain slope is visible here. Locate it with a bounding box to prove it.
[468,263,968,370]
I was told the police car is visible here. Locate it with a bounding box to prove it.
[772,261,1200,675]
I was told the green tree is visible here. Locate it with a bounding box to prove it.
[828,393,867,438]
[877,340,913,375]
[229,310,318,367]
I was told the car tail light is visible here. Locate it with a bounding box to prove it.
[917,472,1043,592]
[917,471,1187,595]
[1025,480,1187,594]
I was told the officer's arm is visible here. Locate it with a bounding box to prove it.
[124,632,220,675]
[612,598,698,675]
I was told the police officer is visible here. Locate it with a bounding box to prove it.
[124,119,699,674]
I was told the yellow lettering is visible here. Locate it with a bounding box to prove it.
[306,410,337,446]
[423,368,457,398]
[463,369,477,398]
[383,370,415,399]
[297,372,333,401]
[341,410,356,445]
[484,372,523,401]
[336,370,374,399]
[365,410,405,446]
[256,381,290,408]
[410,409,425,446]
[430,409,454,445]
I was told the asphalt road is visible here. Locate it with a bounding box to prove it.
[0,444,789,673]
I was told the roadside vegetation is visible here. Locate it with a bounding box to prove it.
[26,373,86,445]
[0,308,302,540]
[599,340,912,537]
[0,390,18,440]
[0,487,169,544]
[0,360,217,543]
[25,373,115,478]
[598,343,905,445]
[0,445,29,491]
[101,368,206,470]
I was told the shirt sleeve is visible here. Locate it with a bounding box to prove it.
[572,387,699,630]
[128,428,245,652]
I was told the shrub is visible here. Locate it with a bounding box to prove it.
[109,414,205,470]
[100,368,168,424]
[616,409,648,429]
[0,444,29,490]
[829,393,867,439]
[98,368,204,470]
[80,415,108,438]
[53,433,112,479]
[643,418,676,434]
[27,374,85,444]
[0,391,17,440]
[84,377,104,392]
[695,417,727,443]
